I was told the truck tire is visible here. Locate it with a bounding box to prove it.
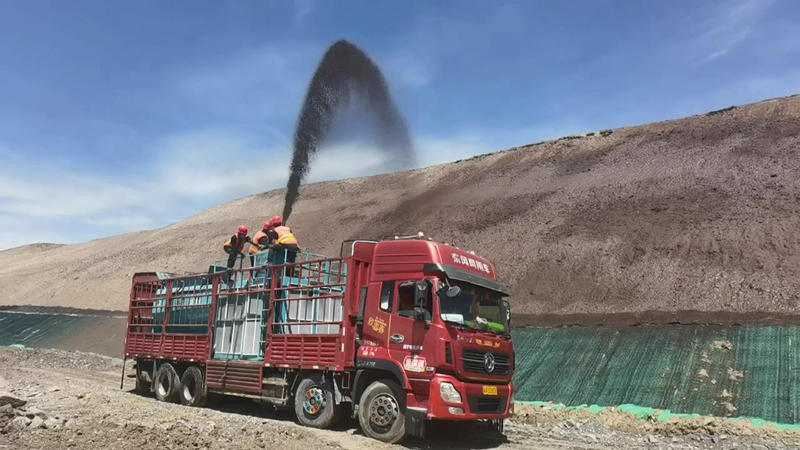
[179,366,208,407]
[154,363,181,403]
[294,374,341,429]
[358,379,408,444]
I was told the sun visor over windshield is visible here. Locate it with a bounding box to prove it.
[423,263,510,296]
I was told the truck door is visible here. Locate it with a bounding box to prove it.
[361,281,394,349]
[387,280,436,379]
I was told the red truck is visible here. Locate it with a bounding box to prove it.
[123,235,514,443]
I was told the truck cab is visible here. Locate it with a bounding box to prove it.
[352,238,514,442]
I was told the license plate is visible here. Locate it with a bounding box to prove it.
[482,386,498,396]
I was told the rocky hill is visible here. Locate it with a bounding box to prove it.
[1,94,799,324]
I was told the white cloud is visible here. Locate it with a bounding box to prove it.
[691,0,774,65]
[386,51,435,89]
[291,0,314,23]
[2,122,551,250]
[151,130,287,199]
[308,142,400,182]
[0,168,148,219]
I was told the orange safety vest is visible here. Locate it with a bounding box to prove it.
[249,230,270,254]
[224,234,248,252]
[273,226,298,245]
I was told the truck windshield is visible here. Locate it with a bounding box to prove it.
[438,279,509,334]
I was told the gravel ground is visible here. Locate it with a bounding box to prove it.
[0,347,797,449]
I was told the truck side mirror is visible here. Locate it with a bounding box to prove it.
[446,286,461,298]
[503,300,512,327]
[413,280,430,308]
[413,281,431,325]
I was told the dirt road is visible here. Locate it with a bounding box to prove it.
[0,347,796,450]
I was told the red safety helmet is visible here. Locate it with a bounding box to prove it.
[263,221,273,230]
[237,225,249,235]
[271,216,283,227]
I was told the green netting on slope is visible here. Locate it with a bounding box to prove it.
[511,326,800,424]
[0,312,87,347]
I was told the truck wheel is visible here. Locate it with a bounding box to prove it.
[358,379,408,444]
[294,374,341,429]
[154,363,181,403]
[179,366,208,407]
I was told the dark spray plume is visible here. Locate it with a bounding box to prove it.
[282,40,414,220]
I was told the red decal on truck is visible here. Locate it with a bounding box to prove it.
[403,355,427,373]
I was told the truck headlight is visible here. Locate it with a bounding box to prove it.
[440,382,462,404]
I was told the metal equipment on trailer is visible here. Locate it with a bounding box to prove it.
[123,235,515,443]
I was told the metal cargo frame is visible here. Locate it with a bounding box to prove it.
[125,274,217,362]
[124,253,356,373]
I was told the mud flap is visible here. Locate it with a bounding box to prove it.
[405,408,426,438]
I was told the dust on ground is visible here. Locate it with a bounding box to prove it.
[0,347,797,450]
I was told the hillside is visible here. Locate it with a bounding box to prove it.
[2,94,799,324]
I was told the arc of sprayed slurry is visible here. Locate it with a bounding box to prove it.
[282,40,414,220]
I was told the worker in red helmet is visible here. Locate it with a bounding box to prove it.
[248,221,278,265]
[223,225,253,269]
[251,221,277,251]
[270,216,300,266]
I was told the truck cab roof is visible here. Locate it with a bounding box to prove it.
[370,239,509,295]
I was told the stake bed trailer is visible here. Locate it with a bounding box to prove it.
[124,237,515,443]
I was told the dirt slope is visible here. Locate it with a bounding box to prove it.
[1,95,799,320]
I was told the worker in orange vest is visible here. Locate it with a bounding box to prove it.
[249,221,278,265]
[223,225,253,269]
[251,221,277,251]
[270,216,300,266]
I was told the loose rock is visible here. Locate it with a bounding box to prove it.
[0,392,27,408]
[28,416,45,430]
[0,404,13,417]
[25,406,46,419]
[44,418,62,430]
[6,416,31,433]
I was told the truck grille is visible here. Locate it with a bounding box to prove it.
[462,349,510,375]
[468,396,507,414]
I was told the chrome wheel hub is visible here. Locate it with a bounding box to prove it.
[369,394,398,428]
[157,378,168,397]
[183,380,195,400]
[303,387,325,415]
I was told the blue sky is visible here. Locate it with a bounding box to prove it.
[1,0,799,249]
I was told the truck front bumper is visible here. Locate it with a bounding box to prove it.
[427,373,513,420]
